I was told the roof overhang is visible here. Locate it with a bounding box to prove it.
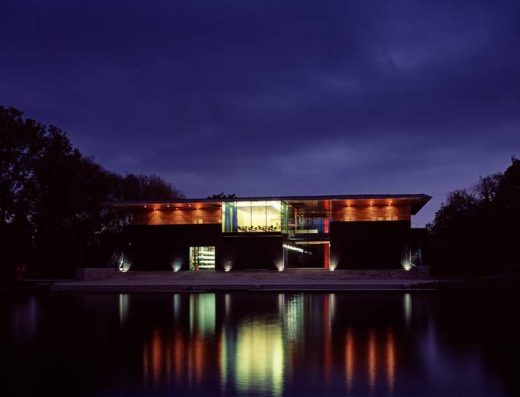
[106,194,431,215]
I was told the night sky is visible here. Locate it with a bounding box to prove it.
[1,1,519,226]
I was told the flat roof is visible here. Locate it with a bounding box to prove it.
[107,193,431,215]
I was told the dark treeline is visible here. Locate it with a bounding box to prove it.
[427,158,520,276]
[0,106,183,279]
[2,107,519,280]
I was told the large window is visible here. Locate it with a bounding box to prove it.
[223,201,286,233]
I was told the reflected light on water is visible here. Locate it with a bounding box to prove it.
[234,320,284,397]
[225,293,231,318]
[142,294,217,390]
[190,293,216,337]
[386,328,396,393]
[329,293,336,323]
[284,294,304,344]
[173,294,181,322]
[173,330,184,383]
[119,294,129,325]
[192,330,205,384]
[277,293,284,318]
[152,328,163,385]
[368,329,377,392]
[220,327,228,392]
[323,294,332,384]
[404,293,412,326]
[345,328,355,393]
[138,293,407,396]
[142,326,211,389]
[5,292,513,397]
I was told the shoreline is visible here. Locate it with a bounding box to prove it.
[4,270,518,293]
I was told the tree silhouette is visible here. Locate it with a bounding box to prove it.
[428,157,520,275]
[207,192,237,199]
[0,106,183,278]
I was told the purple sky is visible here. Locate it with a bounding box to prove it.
[1,0,519,226]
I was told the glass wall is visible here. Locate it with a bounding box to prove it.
[293,216,329,235]
[281,202,289,234]
[222,202,237,233]
[222,201,286,233]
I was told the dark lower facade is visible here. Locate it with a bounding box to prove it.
[122,221,424,272]
[113,194,431,272]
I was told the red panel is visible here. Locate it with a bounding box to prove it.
[324,243,330,269]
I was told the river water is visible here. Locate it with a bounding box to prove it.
[2,291,518,396]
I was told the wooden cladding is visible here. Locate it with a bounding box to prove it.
[132,207,222,225]
[129,202,411,225]
[331,204,411,222]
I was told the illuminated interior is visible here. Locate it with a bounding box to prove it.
[189,246,216,270]
[222,201,286,233]
[292,216,329,234]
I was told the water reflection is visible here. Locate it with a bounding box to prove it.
[119,293,129,325]
[403,293,412,327]
[173,293,181,321]
[386,328,396,393]
[190,293,215,336]
[3,292,516,397]
[10,295,39,340]
[233,320,284,396]
[368,329,377,392]
[142,294,218,390]
[345,328,354,393]
[137,292,404,396]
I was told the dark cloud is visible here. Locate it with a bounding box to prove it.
[1,0,519,225]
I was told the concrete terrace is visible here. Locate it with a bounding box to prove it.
[51,269,439,292]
